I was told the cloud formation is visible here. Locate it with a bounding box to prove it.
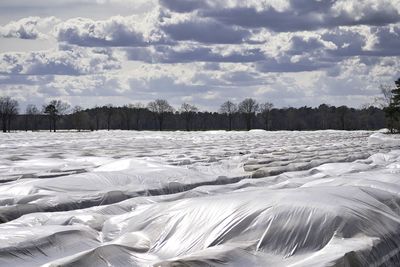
[56,15,164,47]
[0,46,120,75]
[161,0,400,31]
[0,16,59,39]
[161,18,251,44]
[126,45,265,63]
[1,0,400,109]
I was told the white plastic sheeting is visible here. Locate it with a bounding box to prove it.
[0,130,399,266]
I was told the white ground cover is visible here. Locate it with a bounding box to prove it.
[0,130,399,266]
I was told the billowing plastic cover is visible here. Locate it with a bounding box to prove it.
[0,131,399,266]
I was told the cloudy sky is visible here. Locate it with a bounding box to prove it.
[1,0,400,111]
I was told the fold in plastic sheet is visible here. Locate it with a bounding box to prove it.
[0,131,399,266]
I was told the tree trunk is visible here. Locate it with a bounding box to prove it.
[25,116,28,132]
[390,117,394,133]
[7,117,11,132]
[341,116,345,130]
[33,116,37,131]
[159,115,163,131]
[2,118,6,133]
[246,114,251,131]
[186,117,190,131]
[137,110,141,130]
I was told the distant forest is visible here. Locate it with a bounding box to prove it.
[0,97,388,132]
[3,76,400,133]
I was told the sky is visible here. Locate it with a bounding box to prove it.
[0,0,400,111]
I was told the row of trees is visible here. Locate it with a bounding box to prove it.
[0,97,19,133]
[0,96,389,132]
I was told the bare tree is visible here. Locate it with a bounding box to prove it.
[318,104,330,130]
[220,101,237,131]
[0,97,19,133]
[180,103,198,131]
[129,103,144,130]
[375,84,394,108]
[376,84,397,133]
[104,104,114,131]
[43,100,70,132]
[120,105,132,130]
[259,102,274,130]
[7,100,18,133]
[25,104,39,131]
[92,106,103,131]
[147,99,174,131]
[118,103,145,130]
[337,106,347,130]
[238,98,259,130]
[72,106,89,131]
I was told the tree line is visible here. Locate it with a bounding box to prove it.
[2,77,400,133]
[0,97,390,132]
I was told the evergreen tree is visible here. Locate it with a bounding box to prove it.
[392,79,400,108]
[385,78,400,133]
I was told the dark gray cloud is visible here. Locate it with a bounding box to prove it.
[159,0,209,13]
[58,26,145,47]
[370,25,400,55]
[202,6,399,32]
[160,0,400,32]
[201,7,325,32]
[162,19,250,44]
[322,29,366,57]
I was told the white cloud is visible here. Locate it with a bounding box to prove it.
[0,46,120,75]
[0,16,59,39]
[56,11,165,46]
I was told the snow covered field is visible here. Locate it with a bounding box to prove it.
[0,130,399,266]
